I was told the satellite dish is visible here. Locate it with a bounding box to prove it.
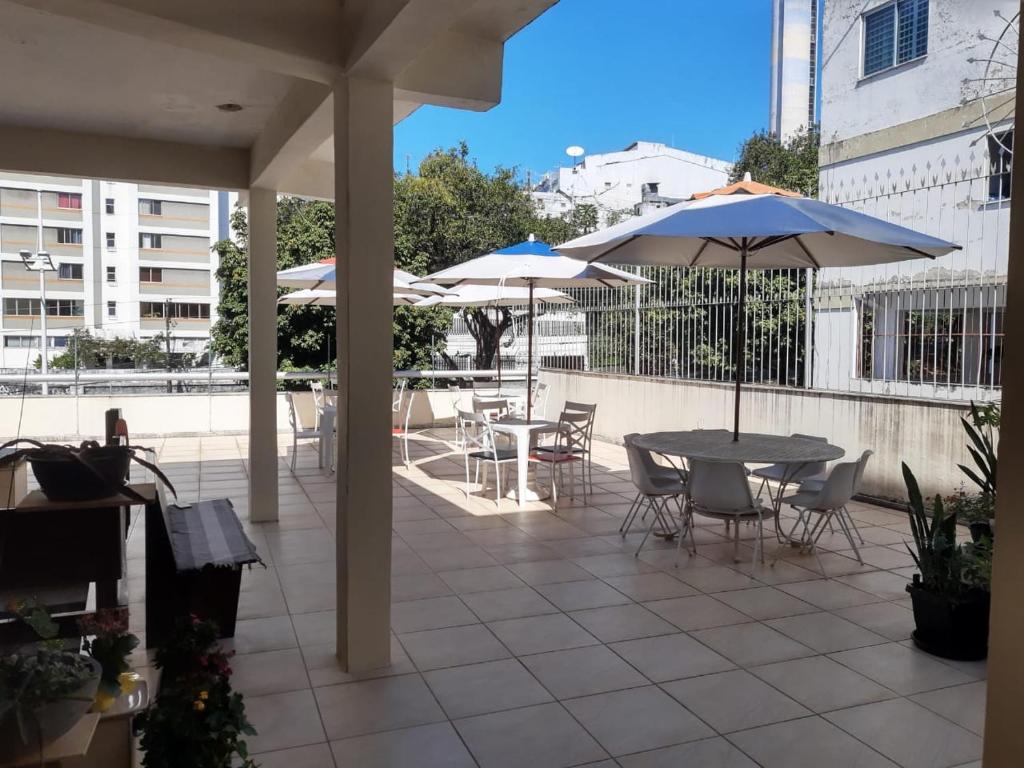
[565,145,585,158]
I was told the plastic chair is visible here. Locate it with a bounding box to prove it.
[286,391,320,471]
[682,459,768,565]
[448,385,465,448]
[310,381,325,429]
[530,409,590,507]
[795,449,873,545]
[392,382,415,467]
[775,454,868,576]
[458,409,517,507]
[751,433,829,506]
[532,382,550,419]
[623,435,687,556]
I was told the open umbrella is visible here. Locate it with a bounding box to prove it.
[276,288,423,307]
[556,175,961,440]
[416,285,573,389]
[425,235,648,421]
[277,258,451,296]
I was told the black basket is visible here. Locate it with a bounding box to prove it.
[29,447,131,502]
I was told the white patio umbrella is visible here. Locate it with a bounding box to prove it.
[276,288,423,307]
[416,285,573,389]
[556,176,961,440]
[424,235,648,420]
[276,258,451,297]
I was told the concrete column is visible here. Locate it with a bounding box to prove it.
[247,186,280,523]
[983,6,1024,761]
[333,75,394,672]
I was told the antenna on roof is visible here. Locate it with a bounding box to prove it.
[566,145,585,173]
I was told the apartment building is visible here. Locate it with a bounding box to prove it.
[0,174,231,369]
[769,0,820,140]
[814,0,1016,401]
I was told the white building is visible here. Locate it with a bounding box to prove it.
[0,174,231,369]
[815,0,1016,401]
[531,141,731,228]
[769,0,820,140]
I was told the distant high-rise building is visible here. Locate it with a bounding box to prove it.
[769,0,819,140]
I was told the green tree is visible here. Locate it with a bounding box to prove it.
[39,329,165,370]
[729,125,820,197]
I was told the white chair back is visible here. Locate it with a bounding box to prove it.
[688,459,755,513]
[473,397,509,420]
[807,460,859,510]
[458,409,499,453]
[532,382,550,418]
[624,435,676,495]
[287,391,318,432]
[852,449,873,492]
[393,379,407,414]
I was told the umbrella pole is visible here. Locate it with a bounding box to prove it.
[733,243,748,442]
[495,304,502,392]
[527,283,534,422]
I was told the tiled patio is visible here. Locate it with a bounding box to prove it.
[123,429,985,768]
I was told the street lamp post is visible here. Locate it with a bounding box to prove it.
[19,248,57,396]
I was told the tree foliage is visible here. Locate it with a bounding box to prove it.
[729,125,820,197]
[38,329,169,370]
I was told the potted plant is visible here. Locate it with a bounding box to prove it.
[0,600,101,756]
[0,439,177,503]
[956,401,999,541]
[79,608,141,712]
[134,615,257,768]
[903,463,992,661]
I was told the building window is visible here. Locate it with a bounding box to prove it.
[107,301,117,318]
[58,263,83,280]
[56,227,83,245]
[863,0,928,77]
[106,266,117,283]
[139,267,163,283]
[3,335,37,348]
[139,233,163,249]
[56,192,82,210]
[106,232,116,249]
[139,199,163,216]
[140,301,209,320]
[105,198,115,214]
[2,298,83,316]
[988,129,1013,201]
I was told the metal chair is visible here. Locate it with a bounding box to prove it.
[622,435,688,556]
[392,380,414,467]
[286,391,320,471]
[448,384,465,448]
[774,453,869,576]
[310,381,325,429]
[534,401,596,493]
[530,409,590,506]
[682,459,769,565]
[472,396,509,421]
[531,382,550,419]
[458,409,518,507]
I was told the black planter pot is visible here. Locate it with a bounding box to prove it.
[969,519,994,543]
[907,581,990,661]
[29,447,130,502]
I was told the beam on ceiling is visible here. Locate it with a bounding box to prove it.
[250,81,333,189]
[0,123,249,189]
[394,30,503,111]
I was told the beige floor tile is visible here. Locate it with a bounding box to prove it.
[330,722,475,768]
[662,669,810,733]
[521,644,648,699]
[437,565,526,593]
[750,655,896,712]
[828,643,975,695]
[835,570,911,600]
[564,685,713,756]
[391,572,453,602]
[265,529,336,565]
[911,681,987,735]
[617,736,759,767]
[670,564,761,593]
[454,702,608,768]
[460,586,560,622]
[825,698,982,768]
[390,595,478,633]
[834,602,915,641]
[423,658,553,718]
[232,647,310,697]
[600,572,697,601]
[766,611,888,653]
[507,559,594,584]
[314,674,446,740]
[536,579,632,611]
[226,615,298,655]
[643,595,752,631]
[487,613,600,656]
[777,578,881,610]
[609,632,734,683]
[691,622,815,667]
[568,603,678,643]
[245,689,326,754]
[251,743,336,768]
[573,552,656,577]
[728,716,898,768]
[398,623,510,670]
[419,546,499,571]
[713,586,818,620]
[277,561,337,614]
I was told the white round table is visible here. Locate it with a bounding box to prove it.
[490,418,560,504]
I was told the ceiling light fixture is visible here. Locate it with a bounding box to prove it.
[216,103,244,112]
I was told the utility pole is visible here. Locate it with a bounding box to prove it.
[20,189,57,396]
[164,298,174,393]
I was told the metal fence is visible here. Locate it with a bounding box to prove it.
[515,164,1008,404]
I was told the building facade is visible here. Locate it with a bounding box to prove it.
[769,0,820,140]
[531,141,731,228]
[0,174,231,369]
[815,0,1016,401]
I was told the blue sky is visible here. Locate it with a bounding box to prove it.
[394,0,772,178]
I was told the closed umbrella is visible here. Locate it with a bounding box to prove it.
[556,176,961,440]
[425,235,648,421]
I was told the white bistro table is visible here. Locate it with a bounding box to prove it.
[490,417,559,505]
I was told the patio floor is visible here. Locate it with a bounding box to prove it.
[122,429,985,768]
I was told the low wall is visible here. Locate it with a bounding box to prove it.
[538,369,977,499]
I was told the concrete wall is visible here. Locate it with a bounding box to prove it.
[539,368,976,500]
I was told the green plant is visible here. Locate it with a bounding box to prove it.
[958,401,999,501]
[79,608,139,697]
[903,463,992,596]
[0,600,97,745]
[134,616,257,768]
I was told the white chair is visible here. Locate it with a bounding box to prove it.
[792,449,874,547]
[534,401,596,493]
[458,409,517,507]
[775,453,870,576]
[681,459,769,565]
[531,382,550,419]
[620,433,683,536]
[531,409,590,507]
[393,381,415,467]
[751,433,829,507]
[448,384,465,448]
[623,435,687,556]
[310,381,325,429]
[286,391,320,471]
[472,396,509,421]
